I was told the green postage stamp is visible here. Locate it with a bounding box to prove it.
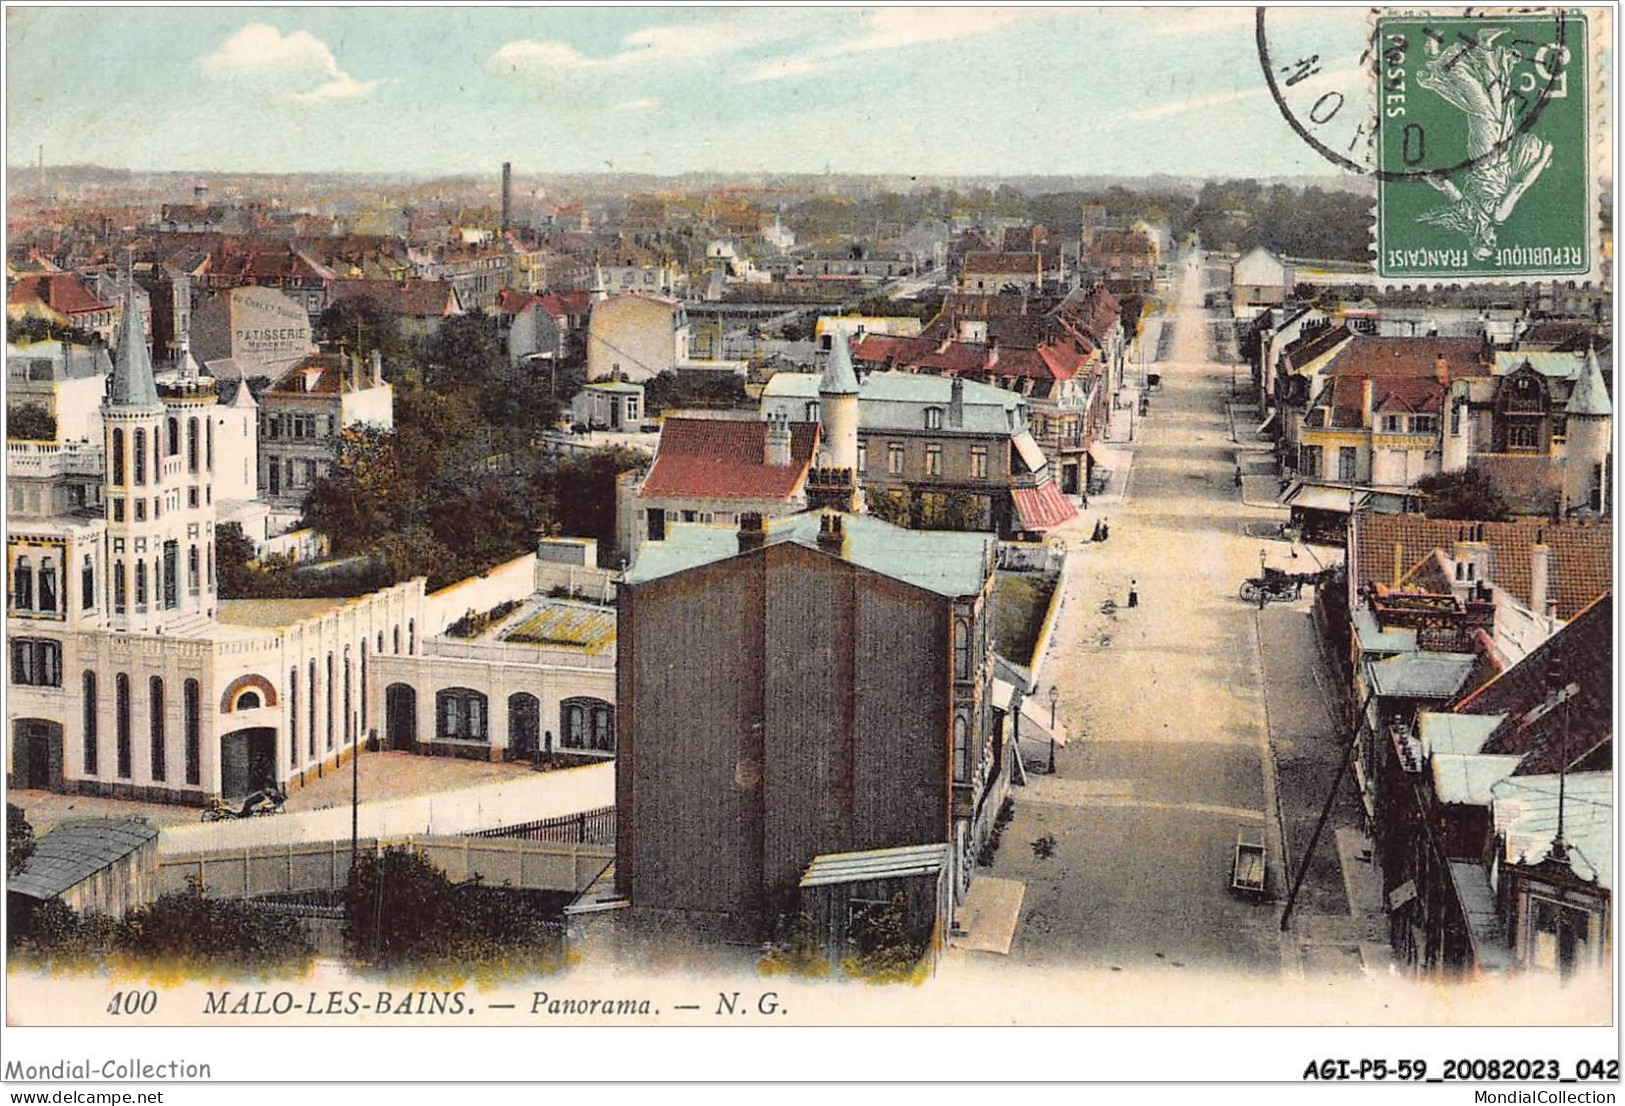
[1376,10,1594,281]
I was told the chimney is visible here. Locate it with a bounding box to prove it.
[1392,539,1404,588]
[949,376,965,428]
[370,348,383,386]
[1530,534,1554,618]
[817,512,846,557]
[1435,354,1450,387]
[1361,378,1375,428]
[764,415,792,467]
[987,335,1000,370]
[501,162,512,235]
[737,512,766,554]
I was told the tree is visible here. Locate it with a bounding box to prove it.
[303,427,412,555]
[6,403,56,442]
[7,804,35,877]
[214,522,261,599]
[919,490,984,532]
[1414,468,1513,521]
[866,489,911,528]
[315,296,414,376]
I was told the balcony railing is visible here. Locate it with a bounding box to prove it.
[6,440,104,478]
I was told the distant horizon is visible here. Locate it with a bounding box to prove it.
[6,6,1374,179]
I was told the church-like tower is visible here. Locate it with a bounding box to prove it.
[1563,345,1612,516]
[805,334,864,513]
[103,295,219,633]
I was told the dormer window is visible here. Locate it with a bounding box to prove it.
[925,406,944,430]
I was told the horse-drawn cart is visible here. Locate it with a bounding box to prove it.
[1230,827,1268,898]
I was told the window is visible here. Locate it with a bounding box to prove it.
[134,559,147,610]
[149,677,166,781]
[560,697,615,752]
[804,401,820,422]
[1508,423,1540,451]
[113,499,125,522]
[83,671,98,775]
[856,440,867,472]
[360,643,368,732]
[82,555,94,609]
[925,444,943,476]
[163,542,179,609]
[135,499,146,522]
[167,417,180,457]
[1338,447,1357,482]
[308,660,318,758]
[188,546,199,595]
[1299,445,1323,478]
[116,674,132,778]
[393,626,401,654]
[971,446,988,479]
[1411,415,1438,435]
[11,639,61,687]
[925,407,944,430]
[954,618,972,678]
[408,620,416,654]
[1450,399,1463,436]
[326,653,335,749]
[13,556,33,610]
[343,649,353,747]
[133,428,146,485]
[953,713,971,784]
[187,418,199,472]
[888,442,905,475]
[290,667,300,768]
[188,486,198,509]
[112,428,125,485]
[236,690,262,710]
[436,688,489,741]
[38,560,56,612]
[114,560,127,613]
[184,679,200,785]
[1529,896,1597,977]
[1382,414,1403,433]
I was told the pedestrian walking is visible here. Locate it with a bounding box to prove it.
[1092,520,1104,542]
[1101,520,1111,541]
[1127,579,1139,608]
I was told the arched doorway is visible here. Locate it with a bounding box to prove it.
[11,719,64,791]
[385,684,416,752]
[508,693,540,758]
[219,727,277,799]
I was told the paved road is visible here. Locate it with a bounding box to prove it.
[990,253,1364,979]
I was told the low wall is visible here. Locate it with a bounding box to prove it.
[161,835,614,897]
[534,563,617,603]
[158,761,616,853]
[423,552,539,636]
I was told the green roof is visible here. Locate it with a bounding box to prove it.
[1493,351,1583,379]
[1419,712,1506,757]
[624,511,992,598]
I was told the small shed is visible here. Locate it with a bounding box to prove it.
[798,843,952,966]
[8,819,161,918]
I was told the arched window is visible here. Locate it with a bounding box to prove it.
[82,554,95,609]
[149,676,166,781]
[377,632,385,655]
[436,688,488,741]
[289,666,300,768]
[560,697,615,752]
[133,427,146,485]
[343,647,353,747]
[112,428,126,485]
[925,406,944,430]
[326,653,335,750]
[359,641,369,732]
[393,626,401,654]
[184,678,200,785]
[154,430,161,483]
[235,690,262,710]
[82,670,98,776]
[953,618,971,678]
[37,559,56,612]
[134,559,147,610]
[408,620,416,655]
[308,660,318,759]
[167,417,180,457]
[13,556,33,610]
[206,417,213,471]
[953,712,970,784]
[114,560,126,613]
[188,546,199,595]
[116,673,132,779]
[187,417,199,472]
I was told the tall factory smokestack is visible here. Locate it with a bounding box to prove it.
[501,162,512,234]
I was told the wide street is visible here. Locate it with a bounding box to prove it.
[989,253,1379,980]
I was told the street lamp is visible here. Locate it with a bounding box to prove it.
[1047,685,1060,775]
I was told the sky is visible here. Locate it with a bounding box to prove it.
[5,5,1376,179]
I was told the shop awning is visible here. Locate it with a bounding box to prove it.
[1012,431,1049,475]
[1282,482,1371,513]
[993,677,1068,747]
[1011,482,1077,532]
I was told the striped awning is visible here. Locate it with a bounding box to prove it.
[1011,482,1077,532]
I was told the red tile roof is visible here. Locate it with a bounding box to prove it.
[330,279,460,318]
[1322,336,1493,381]
[538,291,592,320]
[1452,592,1612,775]
[853,333,1088,382]
[1011,482,1077,532]
[1355,515,1612,621]
[963,252,1043,276]
[267,352,374,396]
[640,417,819,501]
[8,273,109,316]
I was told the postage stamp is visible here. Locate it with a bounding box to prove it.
[1374,10,1594,280]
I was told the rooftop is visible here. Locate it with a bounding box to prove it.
[625,510,993,598]
[640,416,818,502]
[217,597,346,628]
[8,819,159,902]
[799,842,952,888]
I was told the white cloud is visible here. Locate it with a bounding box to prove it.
[614,97,660,112]
[739,7,1036,83]
[199,23,377,103]
[494,17,801,74]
